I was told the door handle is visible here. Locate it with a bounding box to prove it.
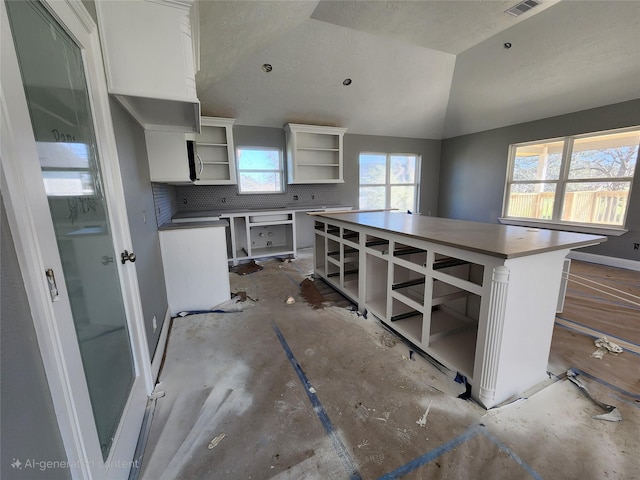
[121,250,136,264]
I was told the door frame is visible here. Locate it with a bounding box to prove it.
[0,1,153,478]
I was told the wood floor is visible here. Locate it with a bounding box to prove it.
[549,260,640,399]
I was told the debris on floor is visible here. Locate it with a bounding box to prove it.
[566,369,622,422]
[208,433,226,450]
[232,260,264,275]
[232,291,247,302]
[286,295,295,304]
[299,278,328,309]
[594,336,623,354]
[177,296,245,317]
[416,400,433,427]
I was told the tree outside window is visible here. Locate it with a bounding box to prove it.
[504,128,639,227]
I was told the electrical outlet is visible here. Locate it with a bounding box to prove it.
[634,243,639,251]
[152,315,157,332]
[311,194,315,200]
[293,195,299,201]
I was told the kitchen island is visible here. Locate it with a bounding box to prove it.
[313,211,606,408]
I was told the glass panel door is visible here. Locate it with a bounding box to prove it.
[6,0,135,460]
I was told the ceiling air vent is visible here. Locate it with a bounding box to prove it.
[505,0,542,16]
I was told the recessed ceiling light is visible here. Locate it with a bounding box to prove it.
[343,78,352,86]
[262,63,273,73]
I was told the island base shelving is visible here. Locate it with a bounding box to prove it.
[312,211,605,408]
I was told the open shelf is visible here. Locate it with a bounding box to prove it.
[365,234,389,254]
[314,234,326,276]
[390,298,423,344]
[365,253,387,318]
[427,327,477,381]
[392,263,426,306]
[433,253,484,287]
[429,308,474,343]
[393,241,427,268]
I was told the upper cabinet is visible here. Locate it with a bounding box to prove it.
[189,117,237,185]
[145,116,236,185]
[145,130,191,184]
[285,124,347,184]
[95,0,200,132]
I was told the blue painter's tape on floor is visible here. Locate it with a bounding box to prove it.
[377,425,483,480]
[271,321,362,480]
[378,424,543,480]
[556,315,640,350]
[480,429,543,480]
[572,367,640,401]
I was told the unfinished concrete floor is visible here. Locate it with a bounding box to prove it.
[140,250,640,479]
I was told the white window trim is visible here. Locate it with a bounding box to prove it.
[502,126,639,234]
[359,152,421,212]
[236,146,284,194]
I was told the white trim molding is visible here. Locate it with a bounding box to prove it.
[567,251,640,271]
[151,308,172,383]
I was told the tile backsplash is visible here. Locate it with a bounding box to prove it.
[175,184,343,212]
[151,183,177,226]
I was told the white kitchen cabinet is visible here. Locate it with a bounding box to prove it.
[158,224,230,316]
[313,212,606,408]
[144,130,191,183]
[190,117,237,184]
[95,0,200,132]
[223,211,295,265]
[285,124,347,184]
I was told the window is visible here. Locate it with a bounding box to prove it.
[38,141,96,196]
[503,127,639,229]
[359,153,420,212]
[236,147,284,194]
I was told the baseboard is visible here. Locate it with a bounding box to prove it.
[151,307,172,383]
[567,251,640,271]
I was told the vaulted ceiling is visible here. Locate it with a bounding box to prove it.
[195,0,640,140]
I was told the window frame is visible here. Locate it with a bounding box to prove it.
[358,152,421,212]
[235,146,285,194]
[501,126,639,235]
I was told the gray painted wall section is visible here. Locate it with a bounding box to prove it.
[1,197,71,480]
[439,99,640,261]
[110,98,168,356]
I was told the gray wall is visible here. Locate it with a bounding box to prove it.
[439,99,640,261]
[1,197,71,480]
[110,98,168,356]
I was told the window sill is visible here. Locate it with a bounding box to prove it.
[498,218,628,236]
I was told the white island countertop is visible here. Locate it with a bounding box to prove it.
[316,211,607,259]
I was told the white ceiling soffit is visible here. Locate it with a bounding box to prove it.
[310,0,558,55]
[443,0,640,138]
[197,17,456,139]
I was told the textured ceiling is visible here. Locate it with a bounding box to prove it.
[196,0,640,140]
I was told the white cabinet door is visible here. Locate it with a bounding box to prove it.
[145,130,191,183]
[95,0,200,131]
[159,227,230,316]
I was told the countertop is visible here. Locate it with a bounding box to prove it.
[158,219,229,231]
[316,211,607,259]
[171,205,351,222]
